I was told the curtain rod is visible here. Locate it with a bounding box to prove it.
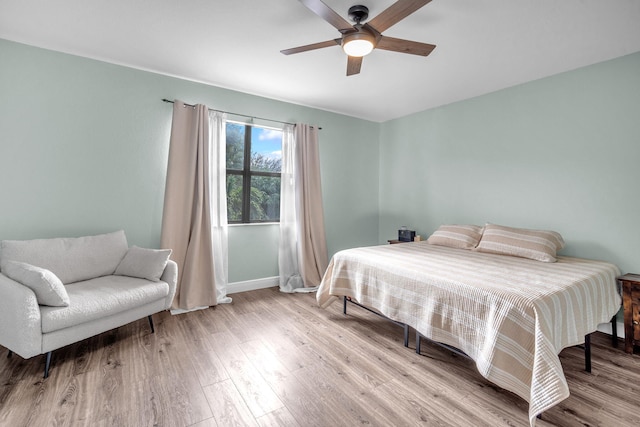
[161,99,321,129]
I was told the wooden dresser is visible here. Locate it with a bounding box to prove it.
[619,273,640,354]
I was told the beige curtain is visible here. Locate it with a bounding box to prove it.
[294,123,328,287]
[161,100,216,310]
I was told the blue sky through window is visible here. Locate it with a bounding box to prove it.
[251,127,282,161]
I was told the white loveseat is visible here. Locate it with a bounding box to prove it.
[0,230,177,377]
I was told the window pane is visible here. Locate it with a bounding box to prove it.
[226,174,243,222]
[250,127,282,172]
[249,176,280,222]
[226,123,245,170]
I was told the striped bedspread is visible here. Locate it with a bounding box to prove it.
[316,242,621,426]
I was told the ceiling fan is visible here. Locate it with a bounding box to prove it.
[281,0,436,76]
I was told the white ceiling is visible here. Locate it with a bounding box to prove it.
[1,0,640,122]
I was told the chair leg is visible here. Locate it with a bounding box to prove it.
[7,350,12,358]
[148,315,155,333]
[44,351,52,379]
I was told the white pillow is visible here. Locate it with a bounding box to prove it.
[1,260,70,306]
[114,246,172,282]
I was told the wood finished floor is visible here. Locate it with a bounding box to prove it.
[1,287,639,426]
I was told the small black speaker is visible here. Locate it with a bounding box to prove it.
[398,229,416,242]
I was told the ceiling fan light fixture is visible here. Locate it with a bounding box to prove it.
[282,1,436,76]
[342,31,375,57]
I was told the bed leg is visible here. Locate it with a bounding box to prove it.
[403,324,409,347]
[343,296,347,315]
[416,330,421,354]
[584,334,591,373]
[7,350,12,358]
[611,315,618,348]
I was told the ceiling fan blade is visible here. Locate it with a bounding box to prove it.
[367,0,432,33]
[281,39,341,55]
[298,0,354,33]
[376,35,436,56]
[346,56,362,76]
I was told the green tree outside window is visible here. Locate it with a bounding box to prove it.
[226,123,282,223]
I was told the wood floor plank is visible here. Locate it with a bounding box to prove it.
[239,339,298,398]
[189,416,220,427]
[150,365,214,426]
[202,379,258,427]
[261,368,348,427]
[274,298,395,390]
[121,321,161,382]
[370,377,464,426]
[207,336,284,418]
[232,340,305,427]
[292,359,393,426]
[255,406,300,427]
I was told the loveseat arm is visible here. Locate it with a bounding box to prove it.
[0,274,43,358]
[160,260,178,310]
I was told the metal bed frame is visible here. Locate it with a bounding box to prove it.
[416,327,612,420]
[416,330,596,373]
[343,296,409,347]
[416,317,618,375]
[344,294,619,419]
[344,295,618,374]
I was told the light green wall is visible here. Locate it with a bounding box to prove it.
[379,52,640,273]
[0,39,380,283]
[3,37,637,284]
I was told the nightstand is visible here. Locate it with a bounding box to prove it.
[388,237,422,244]
[619,273,640,354]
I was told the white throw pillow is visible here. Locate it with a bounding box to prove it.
[1,260,70,306]
[114,246,172,282]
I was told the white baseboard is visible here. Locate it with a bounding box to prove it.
[170,277,279,313]
[228,276,279,294]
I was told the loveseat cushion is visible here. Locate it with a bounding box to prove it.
[0,230,128,284]
[40,275,170,333]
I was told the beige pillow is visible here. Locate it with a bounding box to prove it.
[1,260,70,306]
[475,224,565,262]
[426,224,484,249]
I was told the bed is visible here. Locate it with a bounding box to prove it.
[316,237,621,426]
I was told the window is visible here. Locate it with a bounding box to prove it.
[226,122,282,223]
